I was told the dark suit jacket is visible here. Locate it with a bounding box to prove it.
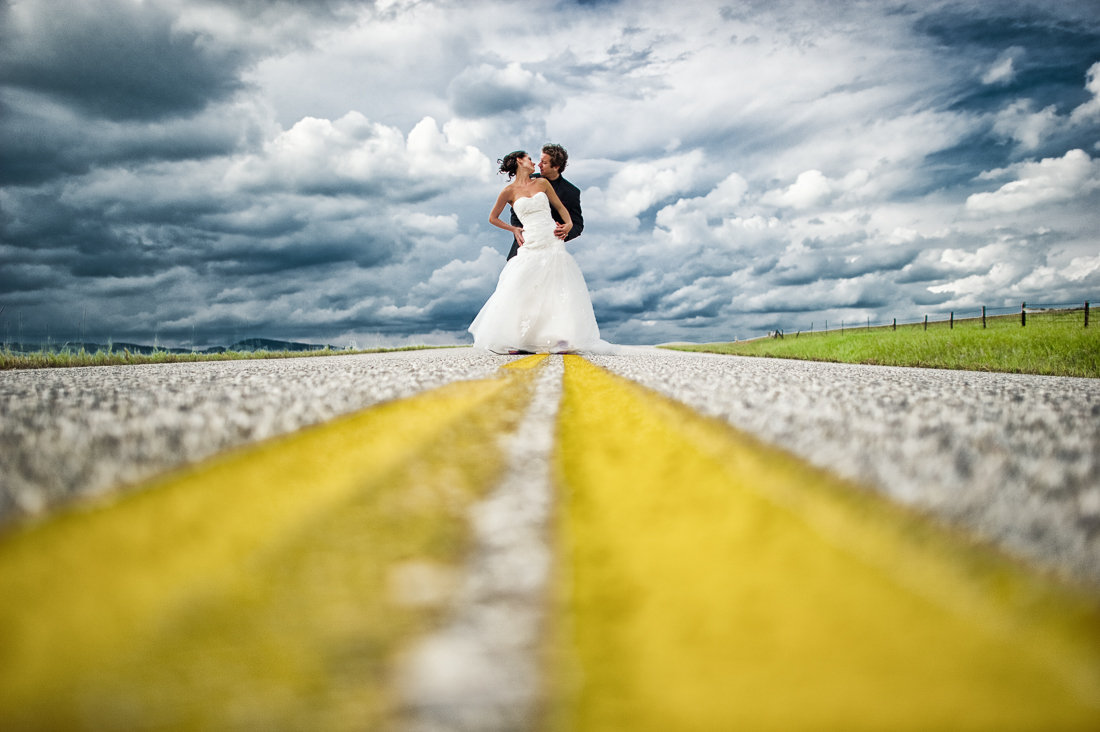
[506,174,583,260]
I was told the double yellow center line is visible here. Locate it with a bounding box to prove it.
[1,354,1097,729]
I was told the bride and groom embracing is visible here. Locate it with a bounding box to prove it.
[468,143,614,355]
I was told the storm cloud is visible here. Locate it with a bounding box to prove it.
[2,0,1098,348]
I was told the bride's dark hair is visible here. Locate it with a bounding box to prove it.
[497,150,526,179]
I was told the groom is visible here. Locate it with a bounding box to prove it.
[507,143,584,260]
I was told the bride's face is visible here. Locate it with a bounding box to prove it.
[517,154,535,175]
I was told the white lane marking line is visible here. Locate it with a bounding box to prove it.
[397,355,562,731]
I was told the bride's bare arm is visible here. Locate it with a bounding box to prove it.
[489,187,524,245]
[542,180,572,239]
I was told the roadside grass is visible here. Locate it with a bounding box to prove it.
[664,310,1099,378]
[0,345,454,371]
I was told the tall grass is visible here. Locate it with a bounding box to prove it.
[665,310,1099,378]
[0,345,451,371]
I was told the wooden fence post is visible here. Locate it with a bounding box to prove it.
[982,305,986,328]
[1021,302,1026,327]
[950,311,954,329]
[892,318,896,331]
[923,315,928,331]
[1086,301,1090,328]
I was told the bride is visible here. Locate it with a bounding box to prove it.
[469,150,612,354]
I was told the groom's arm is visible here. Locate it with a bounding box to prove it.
[559,182,583,242]
[506,205,522,259]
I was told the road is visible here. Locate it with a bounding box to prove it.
[590,349,1100,586]
[3,347,1096,583]
[1,348,1098,729]
[0,348,506,520]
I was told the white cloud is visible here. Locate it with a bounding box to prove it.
[982,48,1021,85]
[1064,254,1100,282]
[447,62,551,119]
[966,149,1100,214]
[406,245,503,317]
[1070,61,1100,125]
[738,275,882,314]
[759,168,875,210]
[927,261,1022,297]
[922,233,1100,307]
[651,173,776,255]
[762,170,833,209]
[653,173,748,224]
[406,117,490,174]
[592,278,655,312]
[930,249,1100,305]
[938,243,1011,272]
[588,150,707,223]
[226,113,491,195]
[403,212,459,237]
[989,63,1100,151]
[992,100,1059,150]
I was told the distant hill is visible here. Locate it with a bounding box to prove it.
[4,338,340,355]
[219,338,336,353]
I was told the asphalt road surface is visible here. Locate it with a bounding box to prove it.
[3,347,1100,730]
[2,346,1098,586]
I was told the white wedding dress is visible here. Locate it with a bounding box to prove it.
[469,191,613,354]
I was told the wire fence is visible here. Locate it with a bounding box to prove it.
[770,299,1093,339]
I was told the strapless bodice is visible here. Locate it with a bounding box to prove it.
[513,191,559,251]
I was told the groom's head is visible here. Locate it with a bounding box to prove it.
[538,143,568,180]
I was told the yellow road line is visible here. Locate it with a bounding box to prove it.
[553,355,1100,730]
[0,355,545,729]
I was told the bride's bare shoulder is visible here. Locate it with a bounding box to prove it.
[500,181,522,201]
[494,182,517,204]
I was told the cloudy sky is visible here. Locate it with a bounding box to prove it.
[2,0,1099,348]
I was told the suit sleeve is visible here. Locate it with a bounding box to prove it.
[506,205,521,259]
[561,182,584,242]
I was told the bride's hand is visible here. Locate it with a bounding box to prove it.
[555,222,571,239]
[514,228,525,247]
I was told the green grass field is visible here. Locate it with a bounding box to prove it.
[0,345,447,371]
[665,309,1099,378]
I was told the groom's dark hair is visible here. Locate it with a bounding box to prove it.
[542,143,568,173]
[498,150,526,179]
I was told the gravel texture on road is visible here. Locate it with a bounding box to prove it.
[591,348,1100,588]
[0,349,507,522]
[2,346,1098,588]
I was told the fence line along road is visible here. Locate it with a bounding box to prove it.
[1,348,1098,729]
[767,298,1093,339]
